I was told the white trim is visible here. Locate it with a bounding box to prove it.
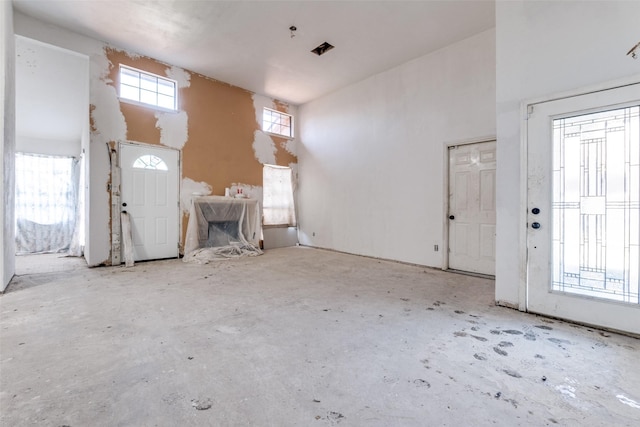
[442,134,496,148]
[442,145,450,271]
[525,74,640,107]
[442,135,496,272]
[518,101,529,312]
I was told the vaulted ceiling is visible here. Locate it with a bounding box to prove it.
[13,0,495,105]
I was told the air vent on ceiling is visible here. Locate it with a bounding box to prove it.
[311,42,334,56]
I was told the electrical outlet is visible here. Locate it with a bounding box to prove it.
[434,244,439,252]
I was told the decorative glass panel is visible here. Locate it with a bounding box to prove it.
[133,154,168,171]
[552,106,640,304]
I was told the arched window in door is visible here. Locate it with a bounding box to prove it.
[132,154,168,171]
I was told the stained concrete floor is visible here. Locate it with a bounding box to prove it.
[1,247,639,426]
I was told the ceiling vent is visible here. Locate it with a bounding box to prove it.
[311,42,335,56]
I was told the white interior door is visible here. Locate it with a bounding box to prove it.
[527,83,640,335]
[448,141,496,275]
[120,143,179,261]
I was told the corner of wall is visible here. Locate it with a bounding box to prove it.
[1,0,16,290]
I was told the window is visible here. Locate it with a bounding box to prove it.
[551,106,639,303]
[15,153,79,254]
[119,65,177,111]
[263,164,296,227]
[263,108,293,138]
[133,154,168,171]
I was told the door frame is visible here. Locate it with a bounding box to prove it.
[520,74,640,315]
[442,136,496,272]
[113,140,182,264]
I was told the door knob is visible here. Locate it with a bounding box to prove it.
[449,215,455,220]
[532,207,540,215]
[531,222,541,229]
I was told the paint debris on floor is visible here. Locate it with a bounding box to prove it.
[1,247,638,426]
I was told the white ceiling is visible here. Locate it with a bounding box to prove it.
[13,0,495,105]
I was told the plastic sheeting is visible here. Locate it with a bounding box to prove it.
[15,153,81,255]
[183,196,262,263]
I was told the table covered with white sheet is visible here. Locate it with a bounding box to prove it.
[183,196,262,263]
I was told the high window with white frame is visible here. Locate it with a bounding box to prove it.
[119,65,177,111]
[263,108,293,138]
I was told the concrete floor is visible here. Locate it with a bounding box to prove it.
[14,252,88,276]
[1,247,638,426]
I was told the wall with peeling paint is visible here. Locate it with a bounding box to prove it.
[298,29,496,267]
[1,1,16,290]
[104,49,297,251]
[15,11,298,265]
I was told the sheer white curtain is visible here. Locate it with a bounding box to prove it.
[15,153,80,254]
[263,164,296,227]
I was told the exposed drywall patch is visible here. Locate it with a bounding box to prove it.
[89,47,127,266]
[90,48,126,145]
[181,177,212,214]
[155,110,188,149]
[252,94,275,128]
[166,65,191,88]
[252,130,276,165]
[282,138,296,156]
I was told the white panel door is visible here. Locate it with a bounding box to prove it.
[120,143,179,261]
[448,141,496,275]
[527,83,640,335]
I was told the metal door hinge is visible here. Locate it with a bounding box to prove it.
[527,105,534,119]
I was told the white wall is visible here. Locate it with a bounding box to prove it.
[1,1,16,291]
[298,29,496,267]
[14,12,124,266]
[15,35,87,159]
[263,227,298,250]
[495,1,640,306]
[16,136,80,157]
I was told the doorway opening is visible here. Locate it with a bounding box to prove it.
[14,36,90,275]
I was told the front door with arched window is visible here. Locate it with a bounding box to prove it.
[120,142,179,261]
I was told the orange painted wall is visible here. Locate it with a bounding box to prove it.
[105,49,297,251]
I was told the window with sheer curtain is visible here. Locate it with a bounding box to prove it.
[15,153,80,254]
[263,164,296,227]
